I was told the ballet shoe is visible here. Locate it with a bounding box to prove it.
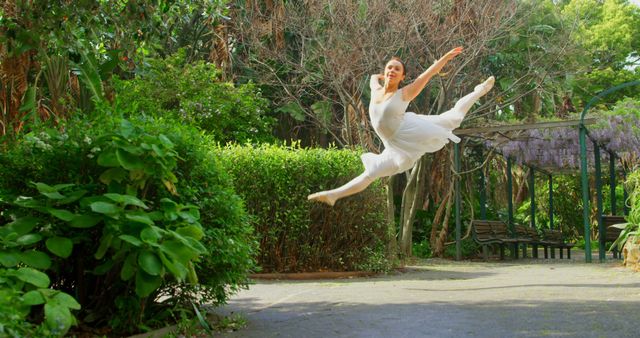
[474,76,495,95]
[307,192,336,206]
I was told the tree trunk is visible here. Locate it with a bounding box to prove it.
[385,176,398,261]
[399,157,428,258]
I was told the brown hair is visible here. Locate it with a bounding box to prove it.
[388,56,406,75]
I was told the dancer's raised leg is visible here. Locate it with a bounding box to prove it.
[437,76,494,130]
[307,172,374,206]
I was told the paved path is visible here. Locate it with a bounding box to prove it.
[216,255,639,338]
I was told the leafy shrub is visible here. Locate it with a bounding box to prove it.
[216,143,390,272]
[412,239,432,259]
[0,115,255,335]
[443,237,480,259]
[613,169,640,250]
[113,51,275,143]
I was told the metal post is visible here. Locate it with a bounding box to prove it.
[507,157,516,259]
[479,157,487,220]
[579,126,592,263]
[548,175,554,230]
[609,152,616,215]
[454,143,462,261]
[578,80,640,263]
[529,167,536,229]
[623,170,629,216]
[594,142,604,262]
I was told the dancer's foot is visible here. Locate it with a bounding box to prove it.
[474,76,495,96]
[307,191,336,206]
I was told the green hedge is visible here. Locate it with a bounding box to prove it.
[0,115,256,336]
[216,143,390,273]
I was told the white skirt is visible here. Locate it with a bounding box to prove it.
[361,110,463,179]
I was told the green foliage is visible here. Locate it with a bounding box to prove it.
[444,237,480,259]
[113,52,275,143]
[612,169,640,250]
[561,0,640,105]
[0,114,255,335]
[412,239,432,259]
[216,143,390,272]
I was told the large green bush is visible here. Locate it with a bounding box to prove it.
[613,169,640,249]
[0,114,255,336]
[216,143,390,273]
[113,51,275,143]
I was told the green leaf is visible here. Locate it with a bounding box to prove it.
[159,239,198,263]
[99,167,128,184]
[104,193,148,208]
[158,251,187,280]
[193,303,213,335]
[51,292,81,310]
[178,208,200,223]
[90,201,120,215]
[19,251,52,270]
[97,149,120,167]
[93,259,114,275]
[125,213,154,226]
[34,182,56,193]
[116,148,144,170]
[76,51,105,102]
[119,235,142,247]
[46,237,73,258]
[0,251,20,267]
[69,214,102,228]
[56,189,88,205]
[94,234,113,259]
[176,225,204,241]
[6,216,39,236]
[22,290,45,306]
[16,233,43,246]
[16,267,50,288]
[120,120,135,138]
[19,86,37,114]
[42,191,65,200]
[120,253,137,281]
[47,208,75,221]
[135,270,162,297]
[44,303,73,334]
[277,101,306,121]
[140,227,162,243]
[138,251,162,276]
[158,134,174,148]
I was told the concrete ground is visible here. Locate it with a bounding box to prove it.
[215,251,639,338]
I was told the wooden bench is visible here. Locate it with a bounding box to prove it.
[602,215,626,259]
[514,224,540,258]
[541,229,575,259]
[471,220,521,260]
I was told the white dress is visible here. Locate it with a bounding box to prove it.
[362,88,464,179]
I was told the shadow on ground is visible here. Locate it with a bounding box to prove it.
[218,298,638,338]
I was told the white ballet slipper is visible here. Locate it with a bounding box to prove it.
[307,191,336,206]
[474,76,495,95]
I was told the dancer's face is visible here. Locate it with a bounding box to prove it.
[384,60,405,86]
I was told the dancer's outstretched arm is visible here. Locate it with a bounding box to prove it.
[370,74,383,90]
[402,47,463,102]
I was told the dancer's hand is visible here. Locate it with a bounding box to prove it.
[443,47,463,61]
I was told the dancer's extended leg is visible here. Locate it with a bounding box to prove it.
[436,76,494,130]
[307,172,374,206]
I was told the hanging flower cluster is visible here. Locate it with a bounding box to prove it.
[484,99,640,171]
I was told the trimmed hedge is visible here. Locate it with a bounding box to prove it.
[216,143,391,273]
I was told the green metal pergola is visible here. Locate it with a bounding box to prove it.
[578,80,640,262]
[451,80,640,262]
